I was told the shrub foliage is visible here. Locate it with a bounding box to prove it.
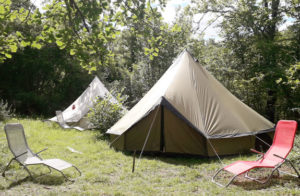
[88,92,126,133]
[0,99,14,121]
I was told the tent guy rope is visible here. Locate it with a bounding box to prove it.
[133,107,160,172]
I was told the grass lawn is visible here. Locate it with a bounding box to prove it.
[0,119,299,195]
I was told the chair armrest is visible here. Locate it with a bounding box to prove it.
[250,148,264,156]
[15,151,28,159]
[273,154,286,160]
[35,148,48,155]
[273,154,294,165]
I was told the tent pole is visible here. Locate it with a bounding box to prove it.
[207,138,225,167]
[132,150,136,173]
[160,106,165,152]
[136,107,160,171]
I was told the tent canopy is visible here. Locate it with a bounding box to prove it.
[107,51,274,156]
[50,76,119,129]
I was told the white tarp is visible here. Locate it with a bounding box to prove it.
[49,76,118,129]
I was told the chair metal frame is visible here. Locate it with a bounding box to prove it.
[212,152,300,187]
[2,123,81,181]
[212,120,300,187]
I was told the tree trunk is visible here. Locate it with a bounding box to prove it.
[266,90,276,122]
[265,0,280,123]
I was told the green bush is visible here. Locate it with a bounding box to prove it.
[88,92,127,133]
[0,99,14,122]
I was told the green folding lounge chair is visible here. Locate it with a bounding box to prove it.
[2,123,81,180]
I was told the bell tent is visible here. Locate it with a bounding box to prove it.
[107,51,274,156]
[49,76,119,130]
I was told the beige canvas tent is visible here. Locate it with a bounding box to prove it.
[49,76,119,130]
[107,50,274,156]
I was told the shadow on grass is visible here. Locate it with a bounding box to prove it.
[121,150,255,167]
[213,166,300,190]
[5,176,32,190]
[1,171,67,190]
[33,174,66,186]
[233,175,300,190]
[122,151,211,167]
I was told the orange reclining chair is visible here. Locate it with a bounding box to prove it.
[212,120,299,187]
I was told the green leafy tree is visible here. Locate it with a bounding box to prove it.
[0,0,31,62]
[37,0,168,72]
[108,3,195,107]
[192,0,300,121]
[0,44,92,116]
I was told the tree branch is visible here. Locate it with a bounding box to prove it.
[69,0,90,33]
[64,0,82,39]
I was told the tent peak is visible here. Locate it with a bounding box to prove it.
[182,49,199,63]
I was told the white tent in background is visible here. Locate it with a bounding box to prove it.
[49,76,119,130]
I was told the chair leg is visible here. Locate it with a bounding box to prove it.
[23,165,33,179]
[245,167,279,184]
[2,158,15,177]
[43,165,81,181]
[72,165,81,176]
[44,166,51,173]
[58,170,71,181]
[277,161,300,178]
[275,168,280,177]
[47,166,52,174]
[271,156,300,178]
[57,169,79,182]
[286,160,300,178]
[212,168,239,187]
[2,159,34,180]
[61,165,81,181]
[39,166,52,178]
